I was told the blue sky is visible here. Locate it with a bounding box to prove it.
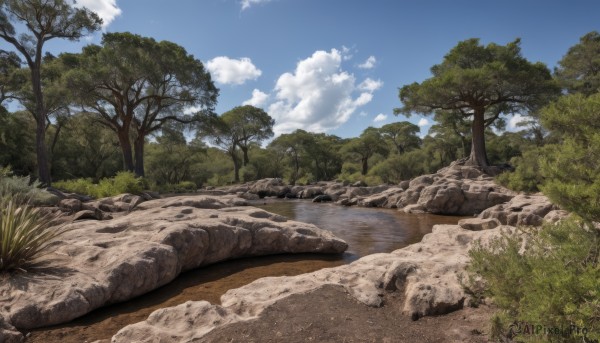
[36,0,600,138]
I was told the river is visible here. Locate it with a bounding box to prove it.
[27,200,464,342]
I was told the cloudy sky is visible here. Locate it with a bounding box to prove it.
[40,0,600,137]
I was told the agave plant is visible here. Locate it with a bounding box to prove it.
[0,195,68,272]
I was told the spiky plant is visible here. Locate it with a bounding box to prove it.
[0,195,68,272]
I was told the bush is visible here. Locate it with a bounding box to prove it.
[0,166,58,206]
[0,195,68,272]
[54,172,144,198]
[495,148,545,193]
[468,220,600,342]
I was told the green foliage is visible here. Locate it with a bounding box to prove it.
[396,38,559,166]
[469,220,600,342]
[0,194,68,272]
[555,31,600,96]
[369,150,429,183]
[0,166,58,206]
[54,172,144,198]
[495,148,544,193]
[539,93,600,223]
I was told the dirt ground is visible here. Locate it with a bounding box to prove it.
[200,285,494,343]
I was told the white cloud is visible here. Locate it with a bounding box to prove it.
[75,0,122,29]
[358,55,377,69]
[359,111,368,117]
[373,114,387,122]
[243,89,269,107]
[418,118,429,127]
[509,114,526,130]
[358,78,383,92]
[266,49,380,135]
[240,0,273,10]
[206,57,262,85]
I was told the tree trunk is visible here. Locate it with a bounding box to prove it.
[117,130,134,172]
[30,65,51,185]
[467,108,489,167]
[241,146,249,166]
[231,150,240,183]
[361,157,369,175]
[134,136,145,177]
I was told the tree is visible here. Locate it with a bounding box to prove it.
[223,105,274,166]
[555,31,600,96]
[269,129,311,184]
[0,0,102,184]
[66,32,218,177]
[341,127,388,175]
[206,106,274,183]
[395,38,558,167]
[379,121,421,154]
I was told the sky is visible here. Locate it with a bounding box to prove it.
[17,0,600,138]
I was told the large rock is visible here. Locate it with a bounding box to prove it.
[110,224,513,342]
[0,195,347,334]
[479,194,563,226]
[397,160,515,215]
[248,178,289,198]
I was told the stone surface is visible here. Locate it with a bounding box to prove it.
[110,224,514,343]
[0,317,22,343]
[0,195,347,334]
[458,218,501,231]
[396,160,516,215]
[479,194,562,226]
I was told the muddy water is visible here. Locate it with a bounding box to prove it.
[27,200,464,343]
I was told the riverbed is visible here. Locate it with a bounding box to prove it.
[27,200,464,342]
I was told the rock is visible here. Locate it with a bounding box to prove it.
[58,198,82,213]
[479,194,559,226]
[312,194,333,203]
[73,209,104,221]
[298,187,324,199]
[394,160,515,215]
[0,316,22,343]
[0,195,347,331]
[248,178,289,198]
[544,209,569,223]
[358,187,404,208]
[110,224,515,342]
[458,218,501,231]
[352,180,367,187]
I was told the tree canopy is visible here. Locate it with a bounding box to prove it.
[395,38,559,167]
[555,31,600,96]
[65,32,219,177]
[0,0,102,184]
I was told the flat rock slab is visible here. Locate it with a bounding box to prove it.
[0,195,347,335]
[109,224,514,343]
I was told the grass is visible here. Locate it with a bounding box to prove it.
[0,195,68,272]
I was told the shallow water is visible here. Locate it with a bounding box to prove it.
[27,200,464,342]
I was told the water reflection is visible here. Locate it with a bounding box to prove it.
[254,199,465,261]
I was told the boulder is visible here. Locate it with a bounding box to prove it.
[248,178,289,198]
[298,187,324,199]
[58,198,82,213]
[358,187,404,208]
[110,224,515,342]
[0,195,347,331]
[479,194,560,226]
[0,317,22,343]
[458,218,501,231]
[312,194,333,203]
[73,209,104,221]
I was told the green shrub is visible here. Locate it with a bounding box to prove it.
[0,195,68,272]
[54,172,144,198]
[495,148,545,193]
[0,166,59,206]
[468,220,600,342]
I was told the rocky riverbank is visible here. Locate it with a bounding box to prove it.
[0,196,347,342]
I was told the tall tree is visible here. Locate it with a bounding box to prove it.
[0,0,101,184]
[379,121,421,154]
[555,31,600,96]
[268,129,312,184]
[224,105,274,166]
[395,38,558,167]
[206,106,274,183]
[341,127,388,175]
[66,32,218,177]
[0,50,20,105]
